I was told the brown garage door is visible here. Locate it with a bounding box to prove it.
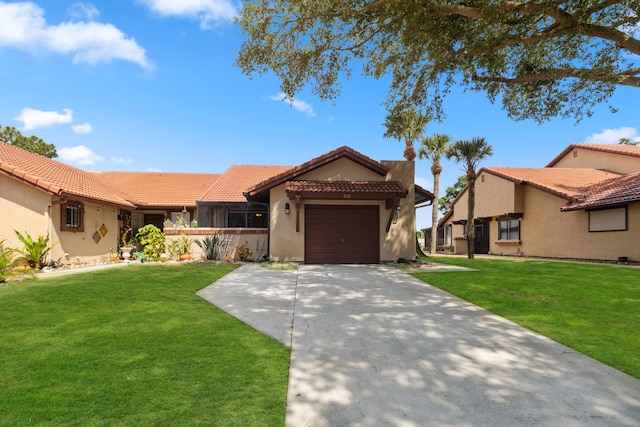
[305,204,379,264]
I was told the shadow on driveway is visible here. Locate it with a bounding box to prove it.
[199,264,640,426]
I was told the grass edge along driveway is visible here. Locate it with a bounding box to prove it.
[0,263,290,427]
[414,256,640,380]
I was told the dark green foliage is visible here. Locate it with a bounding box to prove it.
[439,175,467,214]
[237,1,640,123]
[0,124,57,158]
[383,108,430,160]
[195,234,229,260]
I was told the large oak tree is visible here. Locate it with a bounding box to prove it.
[236,1,640,123]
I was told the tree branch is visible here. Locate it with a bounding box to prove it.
[472,68,640,88]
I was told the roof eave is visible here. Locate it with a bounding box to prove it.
[246,146,390,197]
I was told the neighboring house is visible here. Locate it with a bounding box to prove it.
[439,143,640,261]
[1,143,433,265]
[0,142,136,265]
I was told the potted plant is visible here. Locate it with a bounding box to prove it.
[167,234,193,261]
[120,228,136,260]
[178,235,193,260]
[135,225,165,261]
[14,230,56,269]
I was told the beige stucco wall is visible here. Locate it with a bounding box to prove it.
[50,197,121,266]
[382,160,415,261]
[552,148,640,174]
[474,172,524,218]
[451,172,524,223]
[300,157,386,181]
[1,175,121,266]
[0,174,51,249]
[493,188,640,261]
[165,228,268,261]
[268,158,415,263]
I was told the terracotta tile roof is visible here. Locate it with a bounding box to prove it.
[92,171,221,207]
[0,142,135,207]
[562,172,640,211]
[483,167,622,202]
[285,180,408,197]
[546,143,640,167]
[247,146,389,198]
[199,165,292,202]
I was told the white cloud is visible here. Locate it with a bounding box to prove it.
[0,1,152,69]
[584,126,639,144]
[111,155,132,164]
[15,107,73,130]
[68,3,99,21]
[139,0,237,29]
[268,93,315,118]
[146,167,163,172]
[58,145,103,165]
[72,122,92,134]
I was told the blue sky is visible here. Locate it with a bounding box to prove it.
[1,1,639,230]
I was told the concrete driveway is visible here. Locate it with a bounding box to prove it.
[198,264,640,427]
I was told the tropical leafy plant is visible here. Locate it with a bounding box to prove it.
[167,235,193,259]
[121,227,137,248]
[14,231,55,269]
[0,240,20,282]
[195,234,229,261]
[135,225,165,260]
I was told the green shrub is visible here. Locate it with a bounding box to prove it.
[14,231,55,269]
[0,241,19,282]
[195,234,228,260]
[167,235,193,259]
[135,225,165,260]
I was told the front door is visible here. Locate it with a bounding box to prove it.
[474,221,490,254]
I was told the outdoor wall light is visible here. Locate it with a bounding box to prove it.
[393,205,400,224]
[285,203,291,214]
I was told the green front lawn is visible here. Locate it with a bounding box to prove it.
[0,264,290,427]
[415,256,640,379]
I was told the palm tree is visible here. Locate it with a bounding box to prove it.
[445,137,493,259]
[384,109,431,160]
[418,133,451,254]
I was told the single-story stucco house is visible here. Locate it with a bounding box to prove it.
[438,143,640,262]
[1,142,433,266]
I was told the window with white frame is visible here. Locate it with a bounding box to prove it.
[498,218,520,240]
